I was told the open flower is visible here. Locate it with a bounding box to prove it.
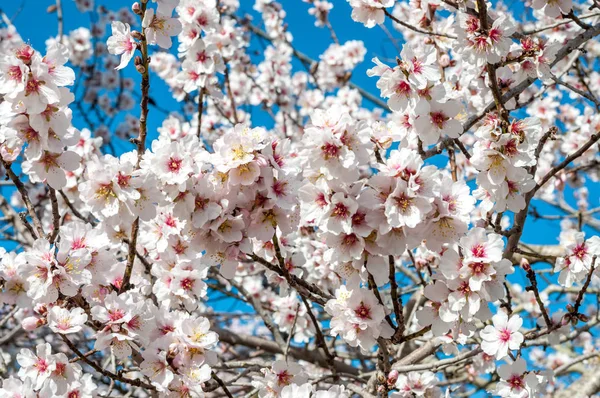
[480,312,524,359]
[107,21,137,70]
[414,99,462,146]
[47,306,88,334]
[494,357,541,398]
[142,8,182,49]
[531,0,572,18]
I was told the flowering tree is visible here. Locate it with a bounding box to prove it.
[1,0,600,396]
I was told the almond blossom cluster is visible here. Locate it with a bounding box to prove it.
[1,0,600,397]
[0,43,80,188]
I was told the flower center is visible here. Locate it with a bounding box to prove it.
[354,302,372,320]
[430,111,448,128]
[321,142,340,160]
[498,328,512,343]
[572,244,587,260]
[168,157,183,172]
[394,193,412,212]
[332,202,350,219]
[180,277,194,291]
[108,309,125,322]
[471,244,486,258]
[35,358,49,373]
[507,374,524,390]
[395,80,411,95]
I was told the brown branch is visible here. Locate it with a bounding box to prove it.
[56,0,63,42]
[47,188,60,244]
[1,159,44,238]
[532,132,600,198]
[248,253,332,304]
[197,88,205,138]
[223,66,239,124]
[58,189,96,225]
[383,9,457,39]
[299,295,335,367]
[400,325,432,343]
[60,334,156,391]
[505,130,600,260]
[211,372,235,398]
[572,256,597,317]
[121,2,150,294]
[551,74,600,110]
[389,255,405,340]
[565,9,592,30]
[213,326,359,374]
[524,262,553,328]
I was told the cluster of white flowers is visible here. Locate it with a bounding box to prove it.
[0,343,96,397]
[471,116,541,213]
[0,43,80,188]
[555,231,600,287]
[416,228,515,339]
[252,360,349,398]
[1,0,600,396]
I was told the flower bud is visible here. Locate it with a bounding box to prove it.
[474,218,487,228]
[387,370,399,386]
[439,54,450,68]
[578,313,589,323]
[34,303,48,316]
[131,31,144,41]
[15,45,35,65]
[21,316,44,331]
[555,173,566,192]
[134,57,146,74]
[132,2,142,14]
[520,258,531,272]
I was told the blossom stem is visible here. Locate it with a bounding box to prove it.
[59,334,156,390]
[505,131,600,259]
[524,265,553,328]
[367,271,395,329]
[47,188,60,244]
[58,189,91,224]
[284,304,300,359]
[400,325,432,343]
[197,87,205,138]
[446,142,457,182]
[1,159,44,238]
[389,256,405,340]
[573,256,597,315]
[211,371,235,398]
[299,295,336,367]
[223,65,239,124]
[122,1,151,294]
[382,9,457,39]
[55,0,63,42]
[249,253,332,304]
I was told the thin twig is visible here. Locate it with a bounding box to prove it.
[383,9,457,39]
